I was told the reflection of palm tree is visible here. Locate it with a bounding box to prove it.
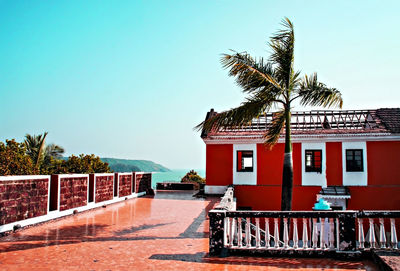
[24,132,64,170]
[196,18,343,211]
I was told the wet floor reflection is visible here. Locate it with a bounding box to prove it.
[0,191,378,270]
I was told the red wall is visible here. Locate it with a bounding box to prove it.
[135,173,152,193]
[95,175,114,203]
[59,177,88,211]
[206,140,400,211]
[326,142,342,186]
[118,174,132,197]
[206,144,233,186]
[0,178,48,225]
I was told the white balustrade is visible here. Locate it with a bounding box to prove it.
[390,218,398,249]
[293,218,299,249]
[245,217,251,247]
[312,218,318,249]
[283,218,289,249]
[230,218,236,247]
[379,218,386,248]
[255,218,261,248]
[221,212,398,252]
[302,218,309,249]
[358,218,365,249]
[265,218,270,248]
[238,217,243,247]
[329,218,335,249]
[274,218,280,249]
[368,218,376,249]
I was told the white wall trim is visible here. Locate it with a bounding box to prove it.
[58,174,89,178]
[93,173,114,177]
[0,175,50,181]
[301,142,327,187]
[205,185,228,195]
[342,141,368,186]
[203,134,400,145]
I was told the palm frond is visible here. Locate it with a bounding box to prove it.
[221,52,282,94]
[195,92,275,133]
[297,73,343,108]
[269,17,295,89]
[45,144,65,159]
[264,109,286,147]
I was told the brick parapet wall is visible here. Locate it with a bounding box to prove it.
[135,173,152,193]
[118,174,132,197]
[95,175,114,203]
[59,177,88,211]
[0,178,48,225]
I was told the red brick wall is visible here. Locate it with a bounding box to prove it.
[135,173,152,193]
[59,177,88,211]
[95,175,114,203]
[118,174,132,197]
[0,178,48,225]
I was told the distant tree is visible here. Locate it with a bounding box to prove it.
[0,139,36,175]
[63,154,112,173]
[181,170,205,184]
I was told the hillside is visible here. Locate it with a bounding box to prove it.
[100,158,171,173]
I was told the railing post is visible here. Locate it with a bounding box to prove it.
[312,218,318,249]
[329,218,335,249]
[390,218,398,249]
[379,218,386,248]
[293,218,299,249]
[369,218,376,249]
[274,218,280,249]
[338,212,357,251]
[302,218,309,249]
[209,210,226,256]
[255,218,261,248]
[265,218,270,248]
[229,218,236,247]
[283,218,289,249]
[358,218,365,249]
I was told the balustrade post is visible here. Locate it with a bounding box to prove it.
[320,218,326,249]
[328,218,335,249]
[238,218,243,247]
[379,218,386,248]
[246,217,251,247]
[265,218,270,248]
[209,210,226,256]
[312,218,318,249]
[223,217,229,246]
[369,218,376,249]
[293,218,299,249]
[274,218,280,249]
[302,218,308,249]
[255,218,261,248]
[390,218,398,249]
[358,218,365,249]
[230,218,236,247]
[283,218,289,249]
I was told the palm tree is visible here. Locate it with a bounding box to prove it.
[196,18,343,211]
[24,132,65,171]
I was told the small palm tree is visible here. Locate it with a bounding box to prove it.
[196,18,343,211]
[24,132,64,171]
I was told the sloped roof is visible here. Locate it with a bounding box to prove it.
[201,108,400,139]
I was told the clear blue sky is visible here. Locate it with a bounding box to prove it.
[1,0,399,169]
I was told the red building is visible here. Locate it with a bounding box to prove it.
[201,108,400,211]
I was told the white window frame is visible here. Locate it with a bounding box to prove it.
[233,144,257,185]
[301,142,327,187]
[342,141,367,186]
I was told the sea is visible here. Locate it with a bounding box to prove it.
[151,169,205,188]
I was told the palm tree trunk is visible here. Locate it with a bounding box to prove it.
[281,109,293,211]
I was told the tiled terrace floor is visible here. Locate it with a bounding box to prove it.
[0,191,378,270]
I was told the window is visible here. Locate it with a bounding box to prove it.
[305,150,322,173]
[237,151,253,172]
[346,149,363,172]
